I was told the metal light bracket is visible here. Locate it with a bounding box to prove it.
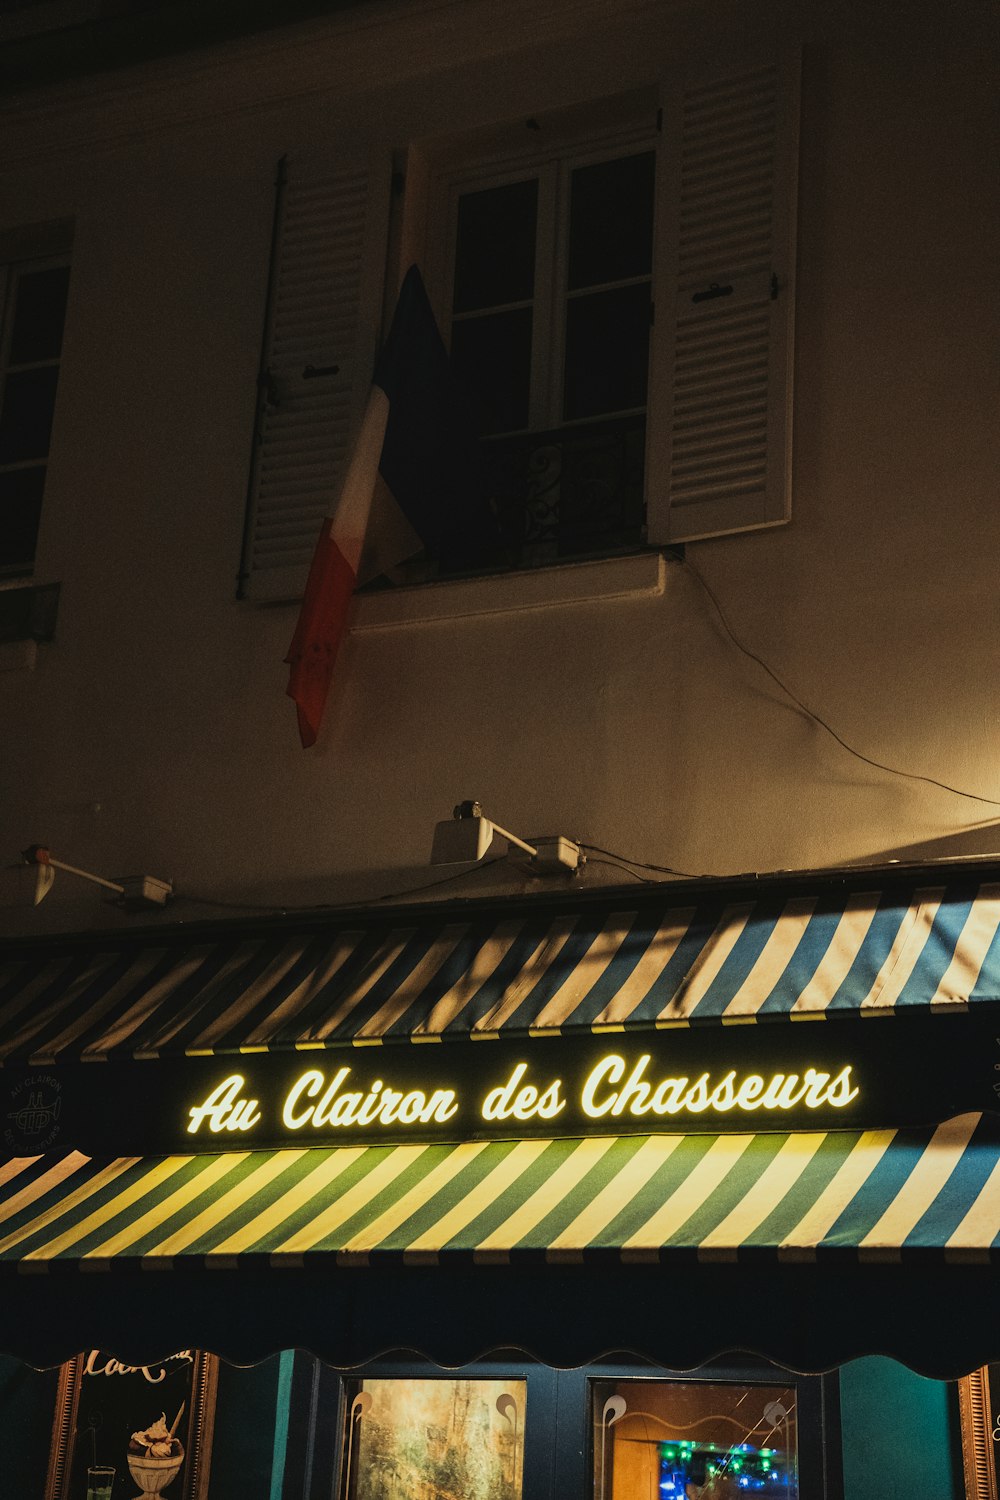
[22,846,173,909]
[430,802,583,875]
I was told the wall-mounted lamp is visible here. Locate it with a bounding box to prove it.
[430,801,583,874]
[21,845,172,910]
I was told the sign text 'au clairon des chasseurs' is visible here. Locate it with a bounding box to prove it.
[186,1054,860,1139]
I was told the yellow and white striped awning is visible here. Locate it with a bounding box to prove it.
[4,1116,1000,1374]
[4,1113,999,1273]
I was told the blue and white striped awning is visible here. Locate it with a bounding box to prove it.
[3,1112,999,1272]
[1,880,999,1063]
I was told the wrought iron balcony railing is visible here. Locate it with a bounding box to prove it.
[369,413,649,588]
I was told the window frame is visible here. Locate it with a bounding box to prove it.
[588,1366,833,1500]
[0,238,72,581]
[286,1352,839,1500]
[415,88,659,323]
[331,1358,559,1500]
[396,96,660,578]
[438,132,658,440]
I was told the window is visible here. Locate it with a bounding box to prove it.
[0,229,72,579]
[323,1359,828,1500]
[438,122,657,570]
[342,1376,527,1500]
[241,54,799,601]
[592,1376,800,1499]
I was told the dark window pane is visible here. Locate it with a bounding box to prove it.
[0,580,59,640]
[0,367,60,462]
[556,416,647,557]
[9,265,70,365]
[563,283,651,420]
[568,151,655,290]
[482,415,646,566]
[451,308,532,435]
[0,465,45,573]
[453,179,538,314]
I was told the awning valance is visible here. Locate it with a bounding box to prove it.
[2,1114,1000,1374]
[1,877,999,1064]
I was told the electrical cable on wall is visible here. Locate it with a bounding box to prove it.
[580,847,703,881]
[174,856,511,915]
[31,553,1000,927]
[679,556,1000,809]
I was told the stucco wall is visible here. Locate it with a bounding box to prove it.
[0,0,996,933]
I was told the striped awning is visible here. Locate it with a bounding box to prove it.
[5,1113,999,1271]
[1,1116,1000,1374]
[4,1116,1000,1374]
[2,878,999,1063]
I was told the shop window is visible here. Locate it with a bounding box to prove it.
[0,227,72,579]
[592,1376,800,1500]
[340,1376,527,1500]
[240,52,800,602]
[3,1350,855,1499]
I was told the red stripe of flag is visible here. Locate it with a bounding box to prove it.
[283,384,389,748]
[284,526,357,749]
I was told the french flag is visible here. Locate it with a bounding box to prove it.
[285,266,501,748]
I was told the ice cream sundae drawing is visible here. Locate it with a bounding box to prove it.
[127,1407,185,1497]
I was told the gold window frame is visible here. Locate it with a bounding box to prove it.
[959,1367,1000,1500]
[44,1350,217,1500]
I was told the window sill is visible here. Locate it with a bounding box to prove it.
[0,580,59,668]
[0,638,38,672]
[352,550,666,632]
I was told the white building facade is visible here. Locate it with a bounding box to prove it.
[0,0,995,926]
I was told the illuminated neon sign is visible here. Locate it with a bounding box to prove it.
[187,1075,262,1134]
[282,1067,458,1129]
[578,1054,859,1119]
[6,1012,990,1157]
[186,1056,860,1139]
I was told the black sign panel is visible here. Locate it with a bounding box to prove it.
[68,1351,199,1500]
[3,1014,1000,1157]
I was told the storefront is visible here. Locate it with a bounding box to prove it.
[2,862,1000,1497]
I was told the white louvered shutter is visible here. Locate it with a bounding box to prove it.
[241,154,392,600]
[646,53,800,543]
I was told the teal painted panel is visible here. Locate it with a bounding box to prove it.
[840,1357,961,1500]
[211,1357,281,1500]
[0,1355,60,1494]
[269,1350,296,1500]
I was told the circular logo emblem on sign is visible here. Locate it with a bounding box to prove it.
[4,1074,63,1153]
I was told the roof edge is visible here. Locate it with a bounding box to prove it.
[1,854,999,956]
